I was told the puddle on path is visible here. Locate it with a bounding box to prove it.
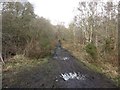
[63,57,69,60]
[53,56,69,61]
[59,72,86,81]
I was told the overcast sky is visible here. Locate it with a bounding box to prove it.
[28,0,81,27]
[28,0,119,27]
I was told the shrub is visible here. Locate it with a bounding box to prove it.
[103,37,114,53]
[85,43,98,60]
[24,39,53,59]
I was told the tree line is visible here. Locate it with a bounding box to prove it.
[59,1,118,66]
[2,2,57,60]
[1,1,118,66]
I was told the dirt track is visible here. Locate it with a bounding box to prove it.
[3,45,117,88]
[50,46,117,88]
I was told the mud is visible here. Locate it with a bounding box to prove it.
[3,44,117,88]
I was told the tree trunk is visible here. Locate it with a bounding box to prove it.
[90,25,93,43]
[0,54,5,64]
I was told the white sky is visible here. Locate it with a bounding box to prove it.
[27,0,82,27]
[28,0,119,27]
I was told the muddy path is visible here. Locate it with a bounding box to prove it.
[3,45,117,88]
[50,46,117,88]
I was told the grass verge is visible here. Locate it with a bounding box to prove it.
[2,55,50,88]
[62,42,119,87]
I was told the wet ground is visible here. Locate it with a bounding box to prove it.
[3,45,118,88]
[51,46,117,88]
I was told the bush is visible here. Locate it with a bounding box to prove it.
[103,37,114,53]
[2,2,57,60]
[85,43,97,60]
[24,39,53,59]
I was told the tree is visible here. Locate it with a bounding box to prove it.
[2,2,57,60]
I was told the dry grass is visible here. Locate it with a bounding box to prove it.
[2,55,50,88]
[3,55,48,72]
